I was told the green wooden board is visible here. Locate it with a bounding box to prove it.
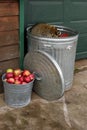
[24,0,87,59]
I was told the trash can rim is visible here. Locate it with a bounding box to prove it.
[27,25,79,42]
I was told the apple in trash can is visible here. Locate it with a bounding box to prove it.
[60,33,68,37]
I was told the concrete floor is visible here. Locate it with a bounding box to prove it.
[0,59,87,130]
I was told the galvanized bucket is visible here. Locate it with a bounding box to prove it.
[2,74,34,108]
[27,24,78,91]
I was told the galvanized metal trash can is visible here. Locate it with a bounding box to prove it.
[2,74,34,108]
[24,50,65,101]
[26,24,78,91]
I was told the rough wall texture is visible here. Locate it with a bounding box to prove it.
[0,0,19,93]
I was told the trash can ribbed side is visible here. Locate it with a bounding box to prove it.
[27,25,78,91]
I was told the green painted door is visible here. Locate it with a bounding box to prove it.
[24,0,87,59]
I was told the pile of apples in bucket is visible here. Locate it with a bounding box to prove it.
[4,68,35,84]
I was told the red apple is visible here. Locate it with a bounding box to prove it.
[29,73,35,81]
[7,78,15,84]
[14,69,21,76]
[14,76,19,80]
[60,33,68,37]
[15,80,21,85]
[23,70,31,77]
[6,72,14,79]
[24,76,31,83]
[6,68,13,73]
[19,76,24,82]
[18,74,22,78]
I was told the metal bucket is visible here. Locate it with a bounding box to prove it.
[2,74,34,108]
[27,25,78,91]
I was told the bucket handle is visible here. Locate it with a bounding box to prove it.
[33,72,42,81]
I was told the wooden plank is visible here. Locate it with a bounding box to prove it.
[0,58,19,74]
[0,45,19,61]
[0,0,18,3]
[0,80,3,93]
[0,16,19,31]
[0,0,19,93]
[0,30,19,46]
[0,3,19,16]
[0,58,19,93]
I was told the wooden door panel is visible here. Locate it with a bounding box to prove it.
[24,0,87,59]
[71,1,87,20]
[24,0,64,27]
